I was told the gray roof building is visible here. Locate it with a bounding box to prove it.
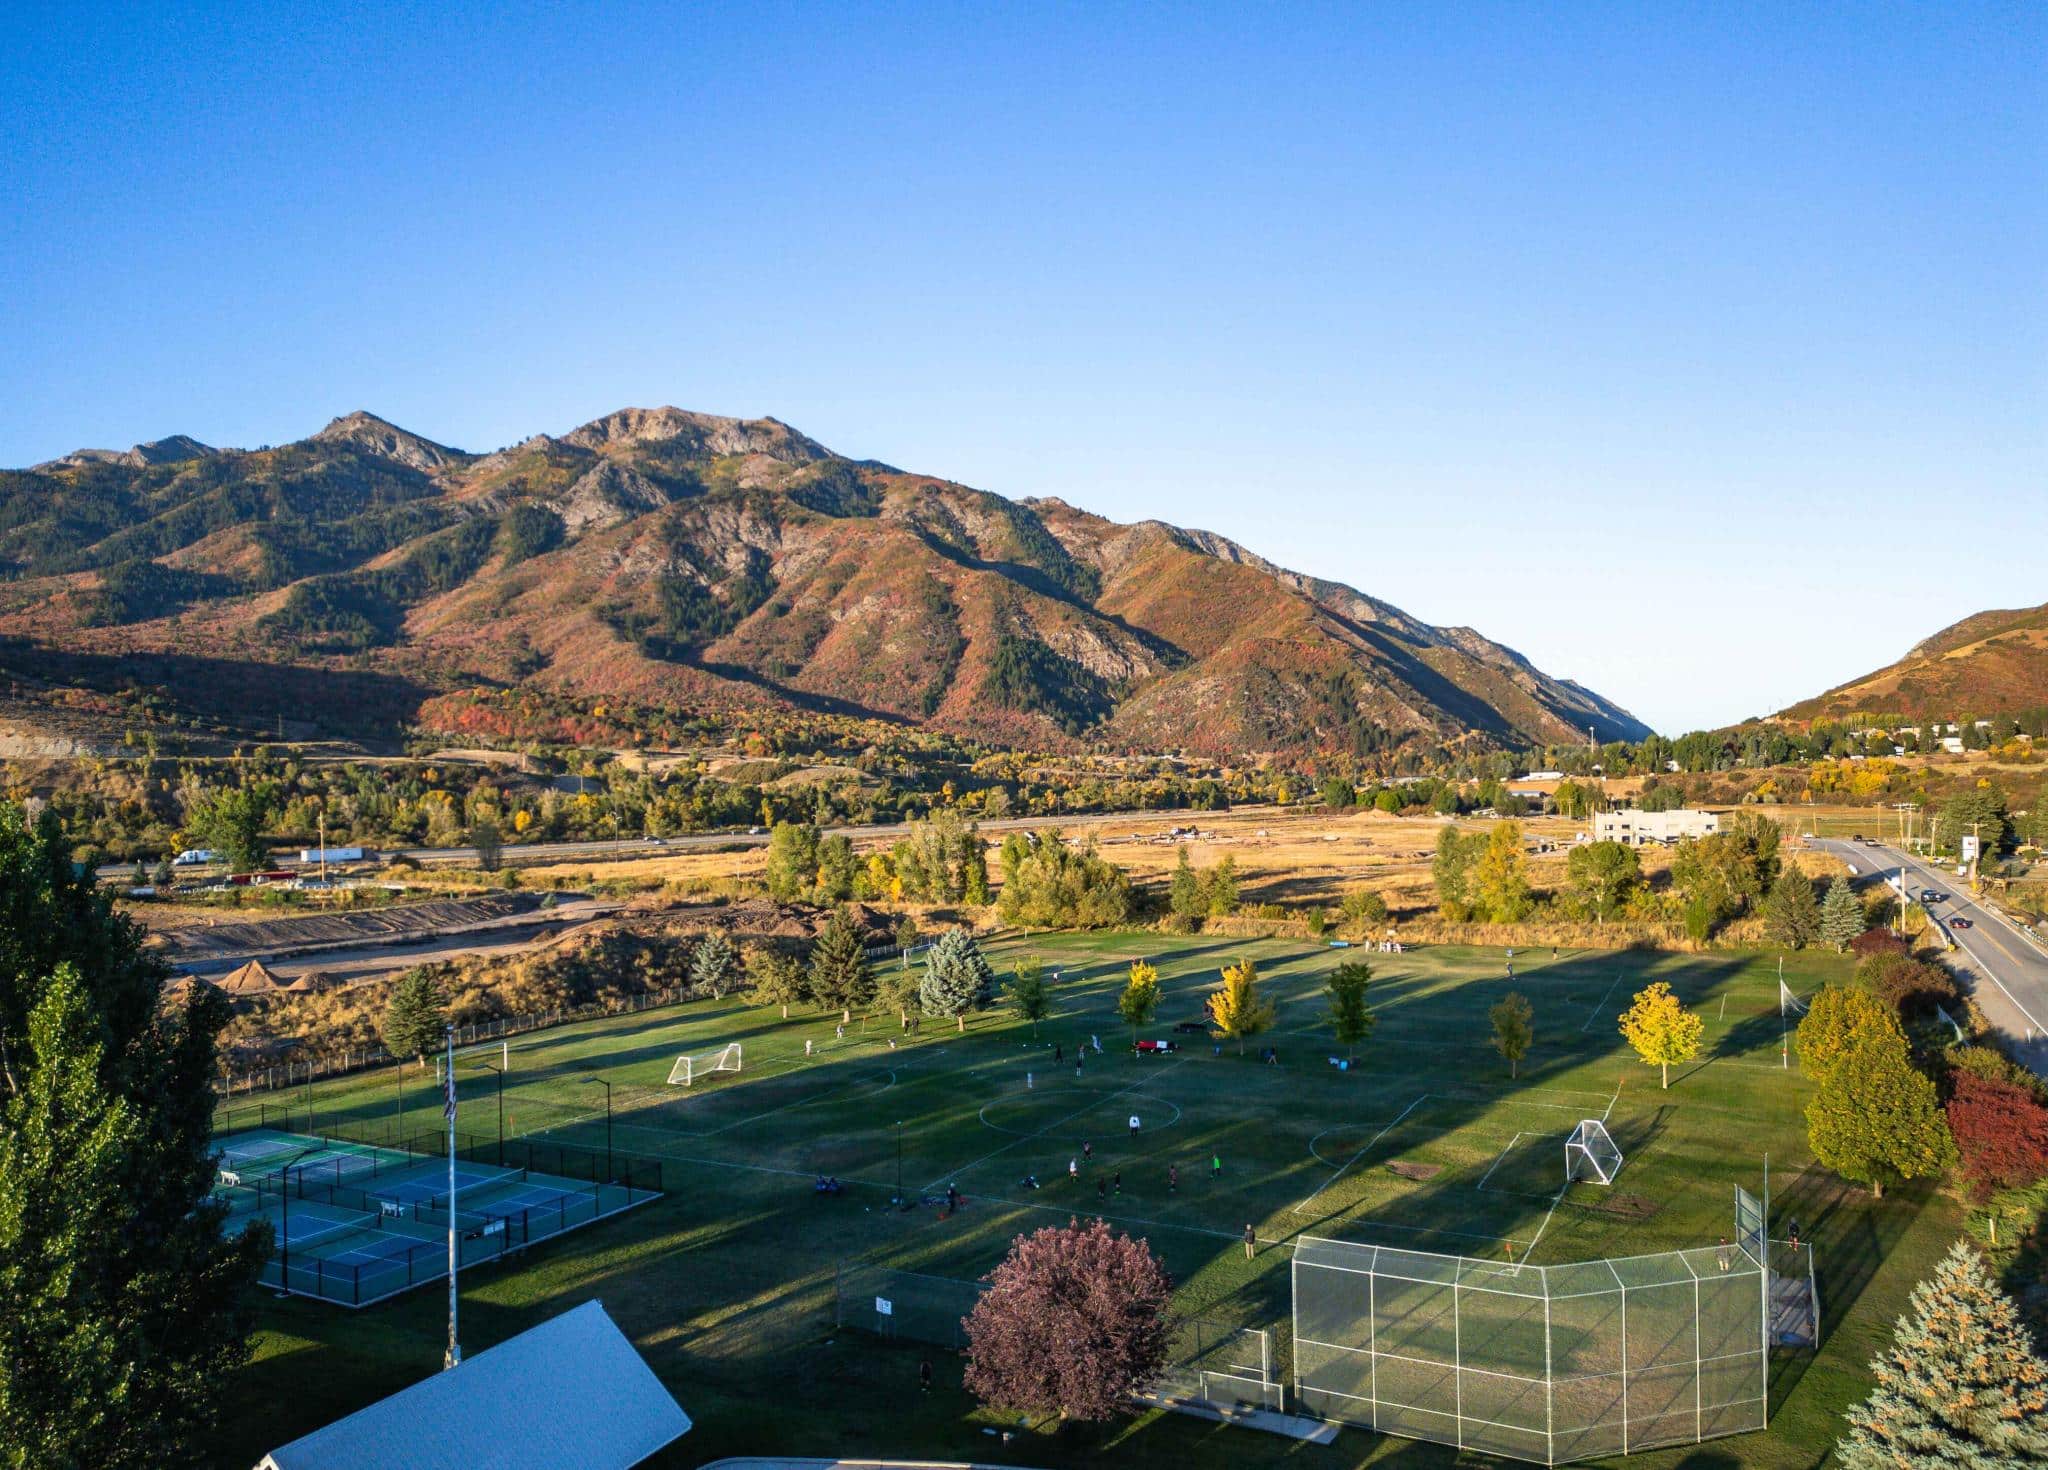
[258,1300,689,1470]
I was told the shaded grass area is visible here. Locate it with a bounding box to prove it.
[214,936,1960,1468]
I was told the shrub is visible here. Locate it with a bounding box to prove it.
[1860,951,1963,1018]
[1948,1073,2048,1202]
[1949,1044,2048,1104]
[1849,928,1909,960]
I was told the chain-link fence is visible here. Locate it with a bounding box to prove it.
[1293,1232,1768,1464]
[1156,1319,1282,1412]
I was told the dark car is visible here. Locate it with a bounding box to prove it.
[1171,1020,1207,1035]
[1952,918,1973,930]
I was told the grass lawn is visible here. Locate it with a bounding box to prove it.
[212,934,1962,1468]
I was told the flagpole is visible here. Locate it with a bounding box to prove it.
[444,1023,461,1369]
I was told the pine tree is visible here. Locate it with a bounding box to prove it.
[807,909,872,1016]
[1761,868,1822,949]
[1206,957,1275,1055]
[381,967,447,1064]
[689,930,741,996]
[1619,980,1703,1089]
[1168,846,1203,930]
[1820,876,1867,952]
[744,944,807,1018]
[1206,854,1240,917]
[962,825,991,905]
[1807,1030,1955,1198]
[0,804,265,1462]
[1839,1242,2048,1465]
[1326,960,1375,1063]
[921,926,994,1031]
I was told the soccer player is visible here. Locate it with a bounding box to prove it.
[1168,1163,1179,1193]
[1129,1113,1140,1138]
[1212,1153,1222,1181]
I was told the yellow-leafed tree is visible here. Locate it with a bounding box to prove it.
[1119,959,1161,1042]
[1619,980,1703,1089]
[1207,957,1276,1055]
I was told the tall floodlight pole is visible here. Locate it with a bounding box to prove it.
[478,1060,505,1166]
[444,1025,461,1369]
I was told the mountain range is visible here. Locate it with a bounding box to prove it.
[1779,600,2048,725]
[0,409,1651,757]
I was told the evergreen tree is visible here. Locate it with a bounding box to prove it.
[1807,1030,1956,1198]
[962,827,991,905]
[763,821,821,901]
[381,968,447,1063]
[1820,876,1867,952]
[807,909,872,1016]
[1168,846,1203,930]
[0,804,265,1462]
[1432,825,1483,921]
[744,944,807,1018]
[1839,1242,2048,1465]
[814,834,857,902]
[1761,867,1822,949]
[1205,854,1239,917]
[921,926,994,1031]
[1326,961,1375,1063]
[470,814,503,872]
[689,930,741,996]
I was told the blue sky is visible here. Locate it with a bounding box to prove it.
[5,2,2043,734]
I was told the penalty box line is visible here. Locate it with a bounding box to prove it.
[1291,1093,1428,1217]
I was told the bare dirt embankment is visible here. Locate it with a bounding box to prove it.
[157,892,562,966]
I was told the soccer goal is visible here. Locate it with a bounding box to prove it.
[1565,1119,1623,1185]
[667,1042,742,1087]
[1779,980,1809,1017]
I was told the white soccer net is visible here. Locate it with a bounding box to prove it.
[667,1042,742,1087]
[1779,980,1809,1017]
[1566,1119,1623,1185]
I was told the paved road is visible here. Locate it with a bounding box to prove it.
[1813,837,2048,1069]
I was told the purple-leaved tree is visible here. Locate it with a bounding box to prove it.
[963,1217,1174,1422]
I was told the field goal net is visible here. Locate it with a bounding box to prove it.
[1779,980,1809,1016]
[1565,1119,1622,1185]
[667,1042,742,1087]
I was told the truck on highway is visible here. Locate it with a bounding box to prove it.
[172,849,217,866]
[298,846,367,864]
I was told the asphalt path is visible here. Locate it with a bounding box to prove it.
[1813,836,2048,1069]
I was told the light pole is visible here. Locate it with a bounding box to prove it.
[582,1077,612,1182]
[272,1143,326,1297]
[477,1060,505,1167]
[893,1120,904,1207]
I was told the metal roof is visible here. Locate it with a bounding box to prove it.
[258,1300,689,1470]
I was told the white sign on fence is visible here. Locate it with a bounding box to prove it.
[875,1297,893,1317]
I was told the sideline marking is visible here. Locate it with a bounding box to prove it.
[1580,974,1626,1033]
[1292,1094,1428,1216]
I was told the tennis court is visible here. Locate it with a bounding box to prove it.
[216,1126,663,1307]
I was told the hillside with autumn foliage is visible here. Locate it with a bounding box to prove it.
[0,408,1648,759]
[1779,601,2048,726]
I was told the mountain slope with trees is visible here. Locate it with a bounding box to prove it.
[1780,600,2048,725]
[0,408,1649,758]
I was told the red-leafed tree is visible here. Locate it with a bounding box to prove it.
[1947,1072,2048,1200]
[963,1217,1174,1422]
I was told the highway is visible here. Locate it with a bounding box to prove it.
[1812,836,2048,1070]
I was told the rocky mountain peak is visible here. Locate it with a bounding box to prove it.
[562,407,834,465]
[311,411,464,471]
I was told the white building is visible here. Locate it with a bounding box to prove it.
[1592,808,1720,846]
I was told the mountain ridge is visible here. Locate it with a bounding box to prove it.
[1779,599,2048,723]
[0,407,1650,756]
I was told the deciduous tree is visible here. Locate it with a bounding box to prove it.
[1565,840,1640,924]
[1118,959,1160,1042]
[1806,1030,1954,1198]
[1006,957,1052,1037]
[1838,1243,2048,1465]
[963,1218,1174,1422]
[1619,980,1703,1089]
[1473,821,1535,922]
[1325,961,1375,1063]
[1490,992,1534,1078]
[1946,1072,2048,1202]
[744,944,807,1018]
[1206,957,1275,1055]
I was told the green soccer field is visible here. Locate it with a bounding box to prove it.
[214,935,1966,1469]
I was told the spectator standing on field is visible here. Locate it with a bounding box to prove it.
[1243,1223,1256,1260]
[920,1358,932,1394]
[1129,1113,1141,1138]
[1168,1163,1179,1193]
